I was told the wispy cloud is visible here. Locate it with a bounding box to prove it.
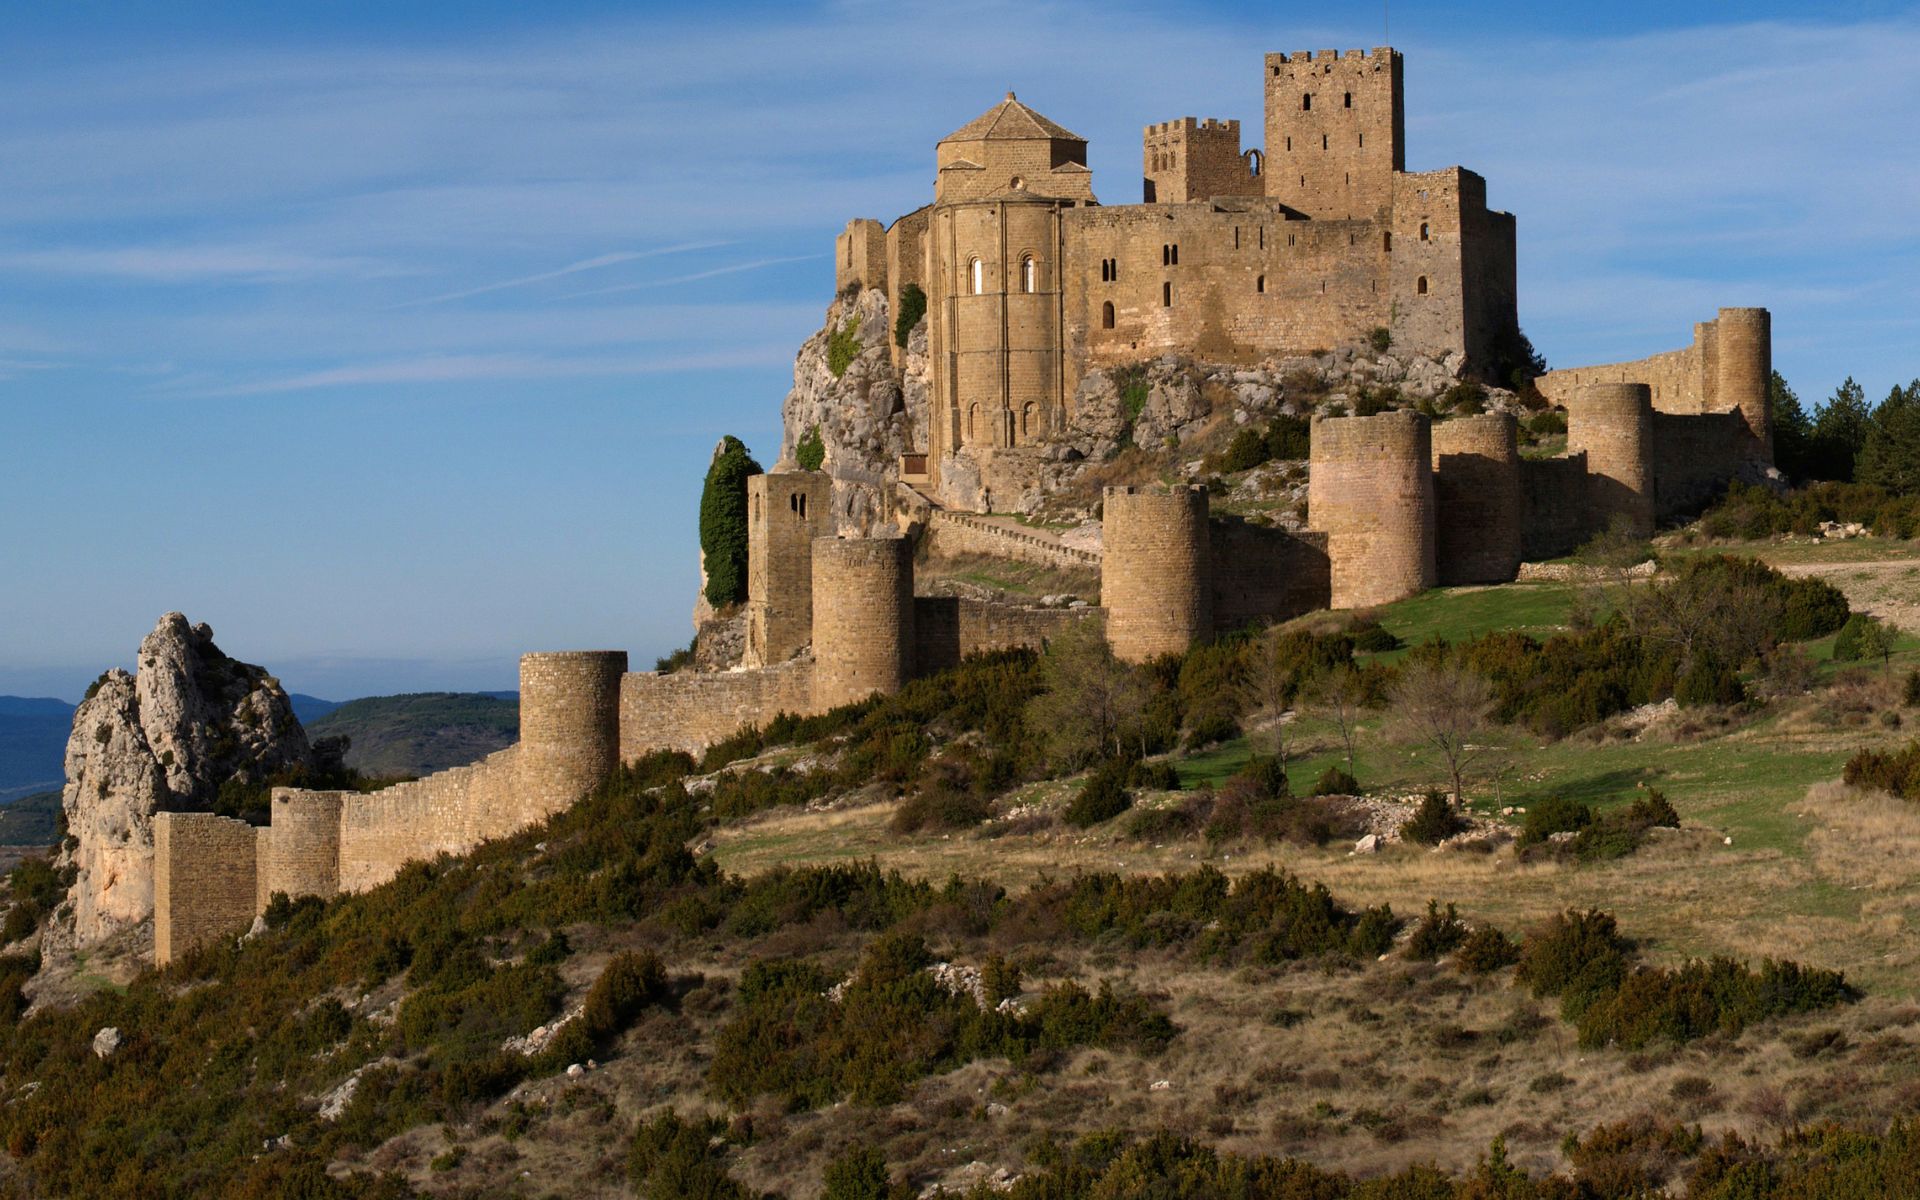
[559,254,824,298]
[388,241,732,308]
[0,244,407,282]
[207,344,798,396]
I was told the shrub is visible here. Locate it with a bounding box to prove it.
[1843,739,1920,798]
[1404,900,1468,961]
[1442,381,1487,414]
[827,313,863,377]
[1214,428,1271,473]
[1367,326,1392,353]
[1578,956,1853,1050]
[699,435,763,607]
[628,1110,749,1200]
[1065,760,1134,827]
[1518,795,1591,847]
[1400,792,1465,845]
[1833,612,1898,666]
[1527,410,1566,438]
[1454,926,1521,974]
[892,780,991,833]
[795,424,826,471]
[1906,670,1920,707]
[1777,575,1851,640]
[892,283,926,348]
[1312,766,1359,796]
[1183,710,1240,748]
[1676,652,1745,707]
[823,1145,907,1200]
[1515,909,1632,1021]
[1348,620,1400,653]
[1264,414,1311,461]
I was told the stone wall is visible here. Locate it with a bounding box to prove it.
[748,471,833,666]
[1653,411,1752,521]
[1568,382,1655,537]
[153,812,258,966]
[618,660,814,759]
[924,510,1100,570]
[913,598,1096,673]
[1432,413,1523,584]
[1209,521,1331,632]
[1538,308,1772,451]
[1263,48,1403,220]
[1519,454,1592,561]
[335,747,520,893]
[813,537,914,709]
[261,789,342,903]
[1102,486,1212,662]
[836,218,887,294]
[1309,410,1436,608]
[517,652,626,824]
[1143,117,1258,204]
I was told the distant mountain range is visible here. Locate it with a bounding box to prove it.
[0,696,73,804]
[0,689,520,836]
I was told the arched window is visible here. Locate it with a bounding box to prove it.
[1417,276,1429,295]
[1170,244,1179,265]
[789,491,807,518]
[1162,244,1171,266]
[1102,300,1115,329]
[967,403,978,442]
[1302,93,1312,111]
[1021,402,1034,438]
[1162,281,1172,307]
[1021,255,1037,293]
[968,257,984,294]
[1256,275,1265,293]
[1419,222,1430,241]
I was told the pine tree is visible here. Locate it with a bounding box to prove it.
[1856,380,1920,496]
[1810,377,1872,481]
[1769,370,1816,482]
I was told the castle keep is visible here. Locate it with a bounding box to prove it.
[149,47,1778,966]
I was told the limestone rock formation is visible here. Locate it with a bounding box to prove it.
[778,287,925,535]
[56,613,312,946]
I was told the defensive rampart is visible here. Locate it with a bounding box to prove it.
[1309,410,1436,608]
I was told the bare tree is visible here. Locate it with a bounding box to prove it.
[1389,660,1496,805]
[1025,620,1151,767]
[1240,635,1298,771]
[1309,663,1367,778]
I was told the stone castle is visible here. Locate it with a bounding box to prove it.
[146,47,1776,965]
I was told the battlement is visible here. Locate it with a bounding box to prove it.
[1145,118,1240,135]
[1272,47,1398,68]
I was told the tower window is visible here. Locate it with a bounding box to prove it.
[1256,274,1265,293]
[1322,134,1328,150]
[789,492,807,518]
[1102,300,1115,328]
[1020,255,1036,293]
[1419,221,1430,241]
[1417,276,1429,295]
[1359,133,1364,148]
[1258,227,1265,249]
[1234,226,1240,249]
[1021,402,1034,439]
[1344,92,1352,108]
[1383,232,1392,252]
[1302,93,1312,111]
[968,257,983,295]
[1162,281,1172,307]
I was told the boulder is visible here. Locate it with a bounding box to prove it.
[92,1026,121,1059]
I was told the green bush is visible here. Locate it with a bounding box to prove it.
[1518,796,1592,848]
[1404,900,1468,961]
[1454,926,1521,974]
[1833,612,1895,664]
[1400,792,1465,845]
[1527,410,1567,438]
[1349,620,1400,653]
[892,283,926,349]
[1442,381,1487,414]
[891,779,991,833]
[1265,414,1311,461]
[1215,428,1270,473]
[795,424,826,471]
[1844,739,1920,798]
[1065,760,1134,827]
[823,1145,908,1200]
[1515,909,1632,1022]
[1579,956,1854,1050]
[1906,670,1920,707]
[1312,766,1359,796]
[1367,326,1392,353]
[827,313,863,377]
[628,1110,749,1200]
[699,435,763,607]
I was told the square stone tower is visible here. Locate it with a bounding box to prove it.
[1263,48,1404,220]
[745,470,833,667]
[1142,117,1259,203]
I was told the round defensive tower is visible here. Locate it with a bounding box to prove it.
[263,789,343,902]
[1430,412,1523,585]
[517,651,628,819]
[1101,486,1212,663]
[811,536,914,710]
[1715,307,1772,457]
[1567,382,1655,538]
[1308,410,1436,609]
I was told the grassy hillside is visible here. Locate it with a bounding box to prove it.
[0,791,60,849]
[308,692,519,778]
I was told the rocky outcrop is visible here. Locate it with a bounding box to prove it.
[779,287,925,536]
[55,613,312,947]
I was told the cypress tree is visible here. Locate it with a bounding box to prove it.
[699,436,763,607]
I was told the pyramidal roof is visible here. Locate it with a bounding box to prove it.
[941,92,1084,144]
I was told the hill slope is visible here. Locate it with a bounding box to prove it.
[307,692,518,777]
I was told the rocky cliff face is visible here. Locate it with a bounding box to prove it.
[56,613,312,946]
[779,287,926,536]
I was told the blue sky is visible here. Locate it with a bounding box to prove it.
[3,0,1917,702]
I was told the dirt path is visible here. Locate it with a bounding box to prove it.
[1768,554,1920,630]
